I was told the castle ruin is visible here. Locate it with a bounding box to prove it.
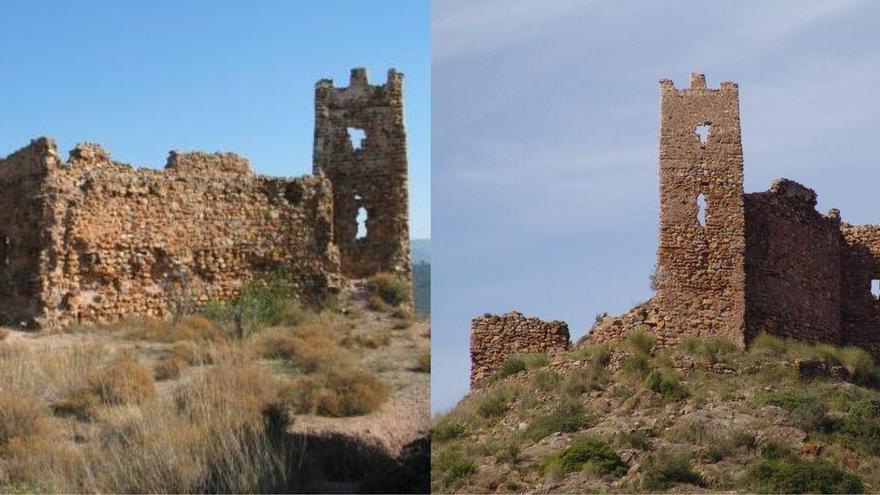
[0,68,410,328]
[471,73,880,386]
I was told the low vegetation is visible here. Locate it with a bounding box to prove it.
[433,331,880,493]
[0,275,417,493]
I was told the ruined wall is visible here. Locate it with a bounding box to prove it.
[314,68,411,282]
[840,225,880,355]
[654,74,747,347]
[744,179,842,344]
[0,138,55,327]
[1,139,340,327]
[470,311,570,388]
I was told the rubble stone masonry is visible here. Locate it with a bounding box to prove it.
[470,311,570,388]
[472,73,880,386]
[0,68,410,328]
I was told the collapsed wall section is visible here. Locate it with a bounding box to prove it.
[314,68,411,282]
[654,74,746,347]
[0,138,56,327]
[33,141,340,327]
[743,179,842,344]
[840,225,880,356]
[470,311,570,388]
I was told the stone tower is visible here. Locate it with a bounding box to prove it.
[654,73,746,346]
[313,68,411,282]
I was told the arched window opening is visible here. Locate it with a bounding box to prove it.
[695,123,711,146]
[347,127,366,150]
[696,193,707,228]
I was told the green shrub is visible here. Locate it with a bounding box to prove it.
[367,273,411,307]
[475,386,518,419]
[621,353,651,380]
[850,398,880,419]
[641,451,703,490]
[563,363,609,396]
[643,370,689,400]
[492,353,550,381]
[624,328,655,355]
[533,370,561,391]
[494,438,523,465]
[434,445,477,488]
[619,430,651,450]
[818,412,880,455]
[749,333,791,357]
[840,346,880,386]
[203,275,305,338]
[741,455,863,493]
[703,429,755,462]
[525,399,592,441]
[755,389,827,432]
[432,416,470,442]
[542,435,628,477]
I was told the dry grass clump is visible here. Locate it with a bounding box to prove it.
[92,356,156,405]
[0,328,9,341]
[0,393,50,446]
[286,366,389,417]
[250,323,352,373]
[342,328,392,349]
[154,354,187,381]
[112,315,225,344]
[367,272,411,308]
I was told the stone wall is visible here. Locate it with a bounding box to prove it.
[0,67,411,329]
[470,311,570,388]
[654,74,747,348]
[314,68,411,283]
[744,179,842,344]
[840,225,880,355]
[2,139,339,328]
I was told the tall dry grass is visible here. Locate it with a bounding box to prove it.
[0,343,293,493]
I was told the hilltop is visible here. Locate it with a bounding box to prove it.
[432,330,880,493]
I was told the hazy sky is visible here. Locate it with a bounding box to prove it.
[0,1,430,238]
[432,0,880,413]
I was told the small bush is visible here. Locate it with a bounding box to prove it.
[0,329,9,341]
[818,410,880,455]
[475,386,518,419]
[287,366,389,417]
[621,353,652,380]
[624,328,656,355]
[840,346,879,386]
[432,416,469,442]
[755,389,826,432]
[367,294,389,312]
[641,450,702,490]
[749,332,792,357]
[563,365,608,395]
[367,273,411,308]
[251,324,350,373]
[154,354,187,381]
[526,399,592,441]
[619,430,651,450]
[52,389,101,421]
[92,357,156,405]
[741,454,863,493]
[0,394,47,445]
[849,398,880,419]
[343,329,392,349]
[434,445,476,489]
[493,353,549,381]
[643,370,689,400]
[542,435,628,477]
[494,438,523,465]
[533,370,561,391]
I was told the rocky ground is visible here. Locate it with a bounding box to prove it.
[432,330,880,493]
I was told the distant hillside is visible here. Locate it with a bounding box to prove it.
[432,331,880,493]
[412,238,431,264]
[414,261,430,317]
[411,239,430,318]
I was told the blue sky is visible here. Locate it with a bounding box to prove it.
[0,1,430,238]
[432,0,880,413]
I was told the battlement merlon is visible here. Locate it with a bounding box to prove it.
[314,67,404,91]
[659,73,739,93]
